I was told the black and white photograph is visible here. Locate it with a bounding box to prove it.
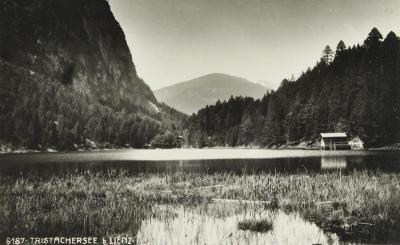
[1,0,400,244]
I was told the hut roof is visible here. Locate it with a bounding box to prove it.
[320,133,347,138]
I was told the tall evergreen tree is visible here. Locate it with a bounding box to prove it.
[335,40,346,56]
[321,45,334,64]
[364,27,383,47]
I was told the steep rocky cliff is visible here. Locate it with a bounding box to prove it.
[0,0,156,112]
[0,0,182,149]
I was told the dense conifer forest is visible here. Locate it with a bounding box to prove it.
[186,28,400,148]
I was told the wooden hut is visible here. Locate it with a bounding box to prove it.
[320,133,350,150]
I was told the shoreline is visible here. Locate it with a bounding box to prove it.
[1,144,399,156]
[0,147,394,162]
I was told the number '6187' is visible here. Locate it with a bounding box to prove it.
[6,237,26,245]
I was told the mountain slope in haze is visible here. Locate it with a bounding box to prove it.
[0,0,184,150]
[154,73,269,114]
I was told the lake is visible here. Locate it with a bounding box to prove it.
[1,148,400,176]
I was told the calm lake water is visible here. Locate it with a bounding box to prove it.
[0,149,400,176]
[138,203,340,245]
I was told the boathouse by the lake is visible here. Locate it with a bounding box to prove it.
[320,133,350,150]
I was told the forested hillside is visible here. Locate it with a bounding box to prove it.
[187,28,400,148]
[0,0,186,150]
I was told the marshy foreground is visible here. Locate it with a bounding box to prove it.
[1,170,399,244]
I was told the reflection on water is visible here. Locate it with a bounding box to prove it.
[0,149,400,176]
[321,156,347,170]
[137,203,339,245]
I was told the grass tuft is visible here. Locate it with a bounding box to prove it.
[238,219,273,232]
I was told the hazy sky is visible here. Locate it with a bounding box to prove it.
[109,0,400,90]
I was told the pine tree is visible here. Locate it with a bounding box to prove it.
[335,40,346,56]
[321,45,334,64]
[364,27,383,47]
[238,113,254,145]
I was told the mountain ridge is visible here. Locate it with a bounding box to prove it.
[154,73,269,114]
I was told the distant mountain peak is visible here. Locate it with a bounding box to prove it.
[154,73,270,114]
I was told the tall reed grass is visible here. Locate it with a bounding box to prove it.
[0,169,399,243]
